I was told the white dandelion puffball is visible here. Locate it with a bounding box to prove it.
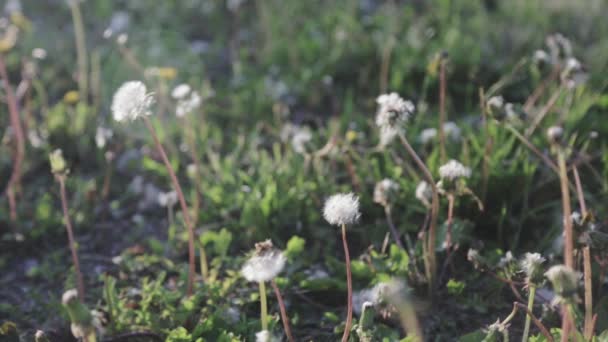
[419,128,437,144]
[546,126,563,143]
[176,90,201,117]
[373,179,399,207]
[545,265,579,302]
[111,81,154,122]
[255,330,279,342]
[521,252,545,281]
[171,83,192,100]
[415,181,432,207]
[241,240,286,283]
[438,159,471,181]
[375,92,415,130]
[323,192,361,226]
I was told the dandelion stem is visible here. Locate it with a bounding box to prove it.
[69,0,88,103]
[556,147,573,268]
[572,165,594,339]
[384,206,404,249]
[445,194,455,251]
[505,124,559,174]
[271,279,295,342]
[439,58,447,163]
[259,281,268,331]
[0,54,24,222]
[522,285,536,342]
[341,223,353,342]
[57,175,85,302]
[143,116,196,296]
[398,131,439,296]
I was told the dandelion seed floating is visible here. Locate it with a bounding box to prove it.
[323,192,360,342]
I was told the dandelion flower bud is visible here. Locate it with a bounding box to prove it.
[545,265,579,304]
[438,159,471,181]
[546,126,563,145]
[373,179,399,207]
[49,149,67,175]
[520,252,546,285]
[241,240,286,283]
[323,192,361,226]
[111,81,154,122]
[375,92,414,130]
[415,181,432,209]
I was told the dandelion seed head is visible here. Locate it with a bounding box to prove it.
[379,126,399,147]
[375,92,414,130]
[241,240,286,282]
[323,192,361,226]
[521,252,545,284]
[158,190,177,208]
[373,178,399,207]
[443,121,461,141]
[111,81,154,122]
[545,265,579,304]
[438,159,471,181]
[415,181,432,208]
[419,128,437,144]
[546,126,563,144]
[171,84,191,100]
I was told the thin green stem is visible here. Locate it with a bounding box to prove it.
[259,281,268,331]
[69,0,88,103]
[398,132,439,296]
[556,148,573,268]
[200,245,209,282]
[522,286,536,342]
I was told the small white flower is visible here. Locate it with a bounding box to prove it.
[546,126,563,143]
[419,128,437,144]
[443,121,461,141]
[323,193,361,226]
[158,191,178,208]
[438,159,471,181]
[95,127,113,149]
[415,181,432,208]
[241,240,286,283]
[255,330,279,342]
[375,92,415,130]
[373,179,399,207]
[171,84,192,100]
[111,81,154,122]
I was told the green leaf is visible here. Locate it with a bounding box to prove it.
[285,235,306,260]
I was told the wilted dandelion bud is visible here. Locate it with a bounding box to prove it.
[373,179,399,207]
[323,192,361,226]
[545,265,579,304]
[570,211,583,226]
[62,289,96,341]
[439,159,471,182]
[467,248,483,269]
[49,149,68,175]
[241,240,286,283]
[419,127,437,145]
[484,320,507,341]
[561,57,588,88]
[498,251,515,268]
[546,126,564,145]
[520,252,546,285]
[415,181,432,209]
[111,81,154,122]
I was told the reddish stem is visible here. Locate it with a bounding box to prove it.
[143,116,196,296]
[0,54,25,222]
[340,224,353,342]
[58,176,85,302]
[271,279,295,342]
